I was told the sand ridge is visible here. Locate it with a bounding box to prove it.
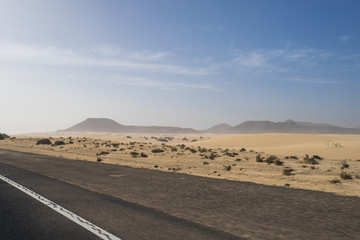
[1,133,359,197]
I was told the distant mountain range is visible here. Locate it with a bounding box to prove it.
[61,118,360,134]
[62,118,198,134]
[206,119,360,134]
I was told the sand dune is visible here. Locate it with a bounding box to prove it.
[196,134,360,160]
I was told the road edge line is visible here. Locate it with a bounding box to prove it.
[0,174,122,240]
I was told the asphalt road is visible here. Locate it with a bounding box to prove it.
[0,176,100,240]
[0,161,240,240]
[0,149,360,240]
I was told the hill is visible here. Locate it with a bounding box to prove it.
[62,118,198,134]
[206,123,233,134]
[61,118,360,134]
[207,120,360,134]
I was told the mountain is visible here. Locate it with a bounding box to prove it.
[206,123,233,133]
[207,120,360,134]
[63,118,127,132]
[62,118,197,134]
[62,118,360,134]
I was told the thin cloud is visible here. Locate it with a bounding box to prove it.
[339,35,350,42]
[231,48,334,73]
[233,51,267,68]
[101,76,220,91]
[289,77,343,84]
[92,45,121,56]
[0,42,212,76]
[131,50,171,61]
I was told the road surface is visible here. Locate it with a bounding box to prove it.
[0,149,359,239]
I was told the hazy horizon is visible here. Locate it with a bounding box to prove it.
[1,0,360,134]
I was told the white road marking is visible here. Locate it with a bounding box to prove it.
[0,174,122,240]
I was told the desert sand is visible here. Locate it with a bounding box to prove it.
[1,133,359,197]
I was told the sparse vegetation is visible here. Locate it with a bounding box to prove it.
[157,138,168,143]
[224,165,231,171]
[54,140,65,146]
[112,143,120,148]
[341,160,349,169]
[326,141,342,148]
[0,133,10,140]
[185,147,197,153]
[274,159,284,166]
[340,172,352,180]
[283,168,295,176]
[329,179,341,184]
[152,149,165,153]
[256,154,264,162]
[4,133,360,199]
[36,139,52,145]
[97,151,110,156]
[312,155,323,160]
[130,151,139,158]
[209,152,219,160]
[223,151,238,157]
[265,155,278,164]
[303,154,319,165]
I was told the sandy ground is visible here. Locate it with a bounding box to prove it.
[1,132,359,197]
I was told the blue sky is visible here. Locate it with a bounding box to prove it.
[1,0,360,134]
